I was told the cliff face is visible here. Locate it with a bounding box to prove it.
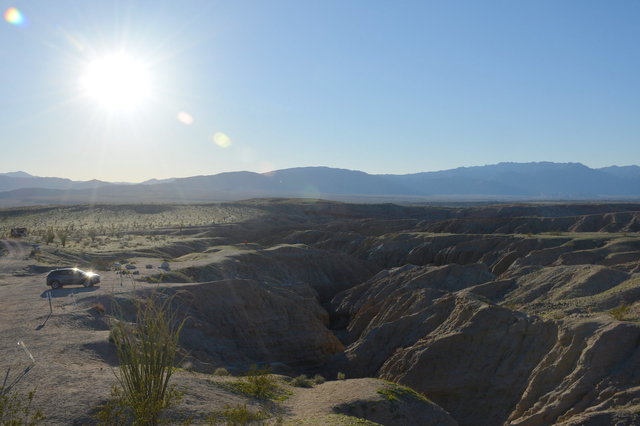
[173,279,345,371]
[329,261,640,426]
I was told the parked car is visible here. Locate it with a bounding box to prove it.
[46,268,100,289]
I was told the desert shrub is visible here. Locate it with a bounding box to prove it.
[147,272,193,284]
[96,291,184,425]
[213,368,230,376]
[243,366,280,399]
[609,304,631,321]
[291,375,313,388]
[0,386,45,425]
[336,372,346,380]
[313,374,325,385]
[377,382,431,404]
[44,227,55,245]
[92,303,106,315]
[57,228,70,247]
[206,404,269,425]
[221,365,288,401]
[91,258,113,271]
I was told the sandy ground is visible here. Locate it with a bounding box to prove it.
[282,378,384,420]
[0,239,396,425]
[0,239,211,423]
[0,240,134,424]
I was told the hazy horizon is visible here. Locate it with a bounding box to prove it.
[2,160,640,184]
[3,1,640,182]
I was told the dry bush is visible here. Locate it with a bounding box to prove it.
[92,303,106,315]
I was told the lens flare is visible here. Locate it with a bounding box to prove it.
[177,112,193,125]
[213,132,231,148]
[4,7,26,26]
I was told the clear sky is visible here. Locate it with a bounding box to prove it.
[1,1,639,182]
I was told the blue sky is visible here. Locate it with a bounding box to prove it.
[1,1,639,182]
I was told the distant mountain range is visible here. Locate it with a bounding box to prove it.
[1,162,640,206]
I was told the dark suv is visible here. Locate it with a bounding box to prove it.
[46,268,100,289]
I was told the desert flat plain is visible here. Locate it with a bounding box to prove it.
[1,199,640,425]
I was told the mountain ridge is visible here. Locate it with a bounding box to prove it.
[1,162,639,206]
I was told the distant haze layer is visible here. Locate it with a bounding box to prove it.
[1,162,640,207]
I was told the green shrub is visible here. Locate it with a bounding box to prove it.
[206,404,269,425]
[96,291,184,425]
[609,304,631,321]
[221,365,288,401]
[336,372,346,380]
[243,366,280,399]
[313,374,325,385]
[213,367,230,376]
[377,382,431,404]
[291,375,313,388]
[0,387,45,425]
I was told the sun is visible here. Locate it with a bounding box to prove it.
[79,53,151,111]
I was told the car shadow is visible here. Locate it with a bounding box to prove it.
[40,285,100,298]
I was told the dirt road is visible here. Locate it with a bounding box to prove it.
[0,239,144,423]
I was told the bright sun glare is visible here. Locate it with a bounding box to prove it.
[79,53,151,110]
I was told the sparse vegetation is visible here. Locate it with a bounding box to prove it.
[0,204,263,249]
[288,414,379,425]
[206,403,270,425]
[291,375,314,388]
[219,365,289,401]
[96,291,185,425]
[213,367,231,376]
[57,227,70,247]
[377,382,431,404]
[609,304,632,321]
[44,227,55,245]
[337,372,346,381]
[147,271,193,284]
[502,303,520,311]
[91,258,114,271]
[313,374,325,385]
[0,386,45,425]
